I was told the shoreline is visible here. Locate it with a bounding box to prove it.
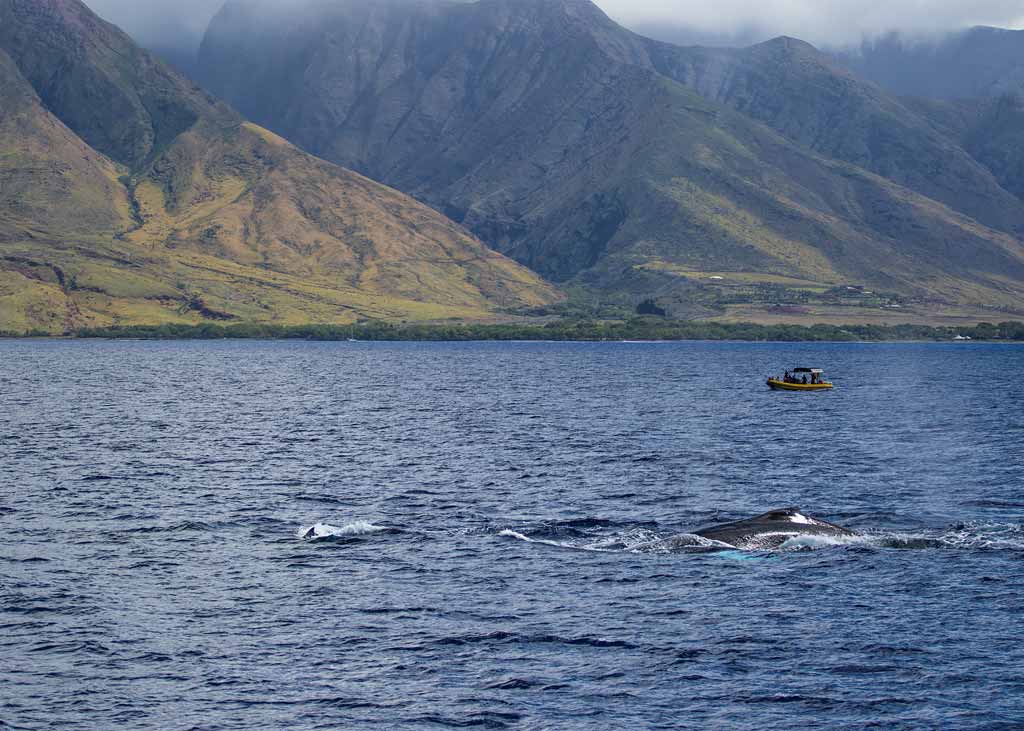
[3,319,1023,343]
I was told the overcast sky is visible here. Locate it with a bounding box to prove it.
[84,0,1024,50]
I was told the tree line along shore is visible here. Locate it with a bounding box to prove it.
[5,319,1024,342]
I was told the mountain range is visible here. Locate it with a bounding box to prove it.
[0,0,558,333]
[3,0,1024,332]
[196,0,1024,320]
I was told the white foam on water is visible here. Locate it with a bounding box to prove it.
[299,518,1023,553]
[868,524,1024,551]
[498,528,537,542]
[779,533,867,550]
[778,524,1024,552]
[500,526,742,554]
[590,527,662,552]
[627,532,737,553]
[298,520,388,540]
[498,529,611,552]
[945,523,1024,550]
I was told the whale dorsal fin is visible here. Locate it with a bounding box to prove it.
[762,507,802,521]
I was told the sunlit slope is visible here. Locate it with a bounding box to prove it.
[120,120,558,311]
[0,0,558,333]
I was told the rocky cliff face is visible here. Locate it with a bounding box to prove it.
[644,35,1024,238]
[0,0,211,168]
[200,0,668,279]
[826,28,1024,214]
[964,95,1024,203]
[903,93,1024,205]
[198,0,1024,310]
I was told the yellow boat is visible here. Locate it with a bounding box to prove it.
[767,367,834,391]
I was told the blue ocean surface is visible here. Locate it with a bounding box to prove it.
[1,340,1022,730]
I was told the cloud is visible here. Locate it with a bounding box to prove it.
[82,0,1024,50]
[85,0,231,49]
[598,0,1024,46]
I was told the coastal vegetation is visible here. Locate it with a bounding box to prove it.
[14,318,1021,342]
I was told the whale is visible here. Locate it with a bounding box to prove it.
[694,508,857,549]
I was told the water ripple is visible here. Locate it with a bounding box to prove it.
[2,340,1023,730]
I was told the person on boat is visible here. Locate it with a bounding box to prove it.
[802,375,808,384]
[784,371,791,383]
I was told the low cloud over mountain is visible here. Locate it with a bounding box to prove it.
[83,0,1024,51]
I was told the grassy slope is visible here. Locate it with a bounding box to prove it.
[0,0,559,333]
[568,78,1024,312]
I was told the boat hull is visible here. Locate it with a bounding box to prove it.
[767,379,833,391]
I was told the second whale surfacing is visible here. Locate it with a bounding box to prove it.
[695,508,858,550]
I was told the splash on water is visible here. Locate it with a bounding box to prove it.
[779,533,867,550]
[497,519,1024,554]
[498,529,613,552]
[298,521,388,541]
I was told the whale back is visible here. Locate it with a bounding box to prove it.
[695,507,856,549]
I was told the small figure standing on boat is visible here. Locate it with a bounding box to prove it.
[767,367,834,391]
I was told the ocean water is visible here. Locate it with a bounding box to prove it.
[1,339,1022,730]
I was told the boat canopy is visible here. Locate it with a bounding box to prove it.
[793,368,824,374]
